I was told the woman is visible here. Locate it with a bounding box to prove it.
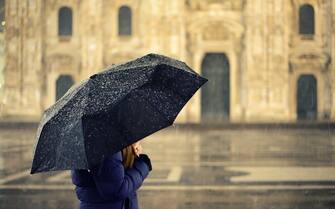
[71,141,152,209]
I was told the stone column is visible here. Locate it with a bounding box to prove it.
[244,0,289,122]
[1,0,43,118]
[322,0,332,120]
[0,19,4,97]
[266,0,290,121]
[244,0,268,121]
[79,0,103,80]
[331,0,335,120]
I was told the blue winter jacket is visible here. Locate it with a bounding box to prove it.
[71,151,150,209]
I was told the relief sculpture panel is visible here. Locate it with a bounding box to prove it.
[202,22,232,41]
[186,0,245,11]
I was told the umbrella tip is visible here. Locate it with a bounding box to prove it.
[30,166,38,174]
[89,74,98,79]
[146,53,158,57]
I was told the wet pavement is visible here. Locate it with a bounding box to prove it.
[0,127,335,208]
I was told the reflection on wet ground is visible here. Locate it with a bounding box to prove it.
[0,127,335,208]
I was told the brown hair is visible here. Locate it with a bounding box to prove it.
[122,145,136,169]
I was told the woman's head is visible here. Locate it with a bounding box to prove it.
[121,141,142,169]
[122,145,135,169]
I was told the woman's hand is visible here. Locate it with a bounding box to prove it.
[131,141,142,157]
[138,154,152,171]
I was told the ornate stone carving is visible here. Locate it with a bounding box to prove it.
[186,0,244,11]
[289,51,331,71]
[46,54,75,74]
[50,54,73,65]
[202,22,232,41]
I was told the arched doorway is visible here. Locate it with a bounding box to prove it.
[297,74,317,120]
[201,53,230,121]
[56,75,74,101]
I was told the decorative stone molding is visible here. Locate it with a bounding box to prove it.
[186,0,246,11]
[49,54,74,66]
[289,51,331,71]
[187,18,244,42]
[202,22,232,41]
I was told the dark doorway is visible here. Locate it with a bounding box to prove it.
[201,53,230,121]
[56,75,74,101]
[297,74,317,120]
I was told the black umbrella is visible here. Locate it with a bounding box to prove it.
[31,53,207,174]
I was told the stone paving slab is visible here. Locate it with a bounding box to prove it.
[1,188,335,209]
[1,165,335,191]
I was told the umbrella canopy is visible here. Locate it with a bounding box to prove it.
[31,53,207,174]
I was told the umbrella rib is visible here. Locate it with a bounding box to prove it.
[154,64,202,105]
[45,79,89,122]
[80,116,89,169]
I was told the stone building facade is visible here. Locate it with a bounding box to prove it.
[0,0,334,123]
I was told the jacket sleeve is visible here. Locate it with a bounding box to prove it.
[92,151,150,200]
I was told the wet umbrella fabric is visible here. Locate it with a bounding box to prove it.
[31,53,207,174]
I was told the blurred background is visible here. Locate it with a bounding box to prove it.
[0,0,335,208]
